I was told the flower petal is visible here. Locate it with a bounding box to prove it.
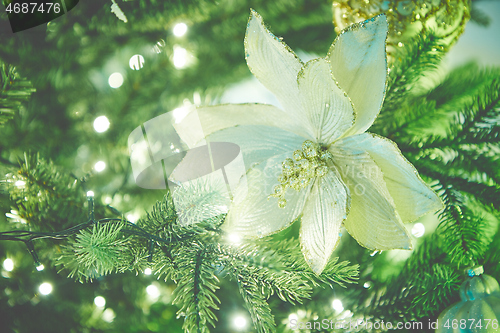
[300,169,349,274]
[223,151,310,237]
[327,14,388,136]
[297,58,355,144]
[329,140,412,250]
[245,10,315,137]
[174,103,311,148]
[336,133,443,222]
[209,125,306,167]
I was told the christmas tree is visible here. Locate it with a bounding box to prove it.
[1,1,499,332]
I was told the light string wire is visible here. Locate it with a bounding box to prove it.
[0,193,223,267]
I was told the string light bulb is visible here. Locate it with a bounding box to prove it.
[332,299,344,313]
[3,258,14,272]
[102,308,116,323]
[94,161,106,172]
[173,45,188,69]
[129,54,145,70]
[94,296,106,308]
[232,314,248,330]
[411,223,425,238]
[39,282,52,295]
[146,284,160,299]
[173,22,188,37]
[108,72,124,88]
[93,116,110,133]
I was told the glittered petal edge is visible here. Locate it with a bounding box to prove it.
[326,14,388,136]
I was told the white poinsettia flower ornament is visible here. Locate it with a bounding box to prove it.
[174,10,443,274]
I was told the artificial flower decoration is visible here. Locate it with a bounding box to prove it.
[173,10,443,274]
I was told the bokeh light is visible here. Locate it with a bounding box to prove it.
[173,22,188,37]
[39,282,53,295]
[93,115,110,133]
[411,223,425,238]
[3,258,14,272]
[108,72,124,88]
[94,161,106,172]
[129,54,145,70]
[332,299,343,313]
[94,296,106,308]
[102,308,116,323]
[232,314,248,330]
[146,284,160,300]
[173,46,188,69]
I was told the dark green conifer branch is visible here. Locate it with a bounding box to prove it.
[0,63,35,126]
[374,31,446,130]
[172,242,220,333]
[364,236,461,322]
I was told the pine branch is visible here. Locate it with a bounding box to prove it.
[415,159,500,211]
[172,242,220,333]
[425,63,500,112]
[434,183,492,267]
[57,221,130,281]
[267,238,359,289]
[236,276,276,333]
[376,31,446,121]
[429,146,500,186]
[0,63,35,126]
[4,153,88,231]
[426,76,500,147]
[217,243,312,304]
[378,64,500,148]
[365,236,460,322]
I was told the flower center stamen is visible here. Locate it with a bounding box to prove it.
[269,140,332,208]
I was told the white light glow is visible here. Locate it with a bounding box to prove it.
[39,282,53,295]
[172,107,190,124]
[288,313,298,322]
[104,196,112,204]
[94,161,106,172]
[232,315,247,330]
[363,282,372,289]
[144,268,152,275]
[332,299,343,313]
[87,191,95,197]
[411,223,425,238]
[129,54,145,70]
[3,258,14,272]
[173,46,188,69]
[126,213,138,223]
[173,23,188,37]
[93,115,110,133]
[14,180,26,187]
[102,308,116,323]
[108,72,124,88]
[228,233,241,244]
[94,296,106,308]
[146,284,160,298]
[36,263,45,271]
